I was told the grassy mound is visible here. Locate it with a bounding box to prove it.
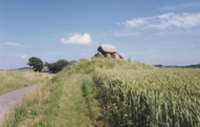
[2,57,200,127]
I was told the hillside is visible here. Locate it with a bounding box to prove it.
[155,63,200,68]
[186,63,200,68]
[2,57,200,127]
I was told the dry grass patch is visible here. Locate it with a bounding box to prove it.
[18,119,34,127]
[0,70,55,95]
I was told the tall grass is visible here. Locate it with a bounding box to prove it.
[92,67,200,126]
[0,70,54,95]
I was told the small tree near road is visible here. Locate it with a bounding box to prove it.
[27,57,43,72]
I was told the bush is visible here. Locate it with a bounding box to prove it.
[47,59,69,73]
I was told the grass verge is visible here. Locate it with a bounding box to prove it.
[82,76,108,126]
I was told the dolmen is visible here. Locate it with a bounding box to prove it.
[94,44,124,59]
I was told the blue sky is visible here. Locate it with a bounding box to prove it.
[0,0,200,69]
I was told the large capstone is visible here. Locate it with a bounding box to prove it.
[94,44,124,60]
[98,44,117,53]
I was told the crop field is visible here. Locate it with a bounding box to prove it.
[92,66,200,126]
[0,70,54,95]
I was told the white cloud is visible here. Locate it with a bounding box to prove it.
[122,16,155,27]
[121,12,200,29]
[21,55,27,58]
[1,42,25,47]
[114,32,137,36]
[157,13,175,19]
[122,18,144,27]
[153,13,200,29]
[60,33,92,45]
[159,2,200,10]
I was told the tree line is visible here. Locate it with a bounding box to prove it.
[27,57,77,73]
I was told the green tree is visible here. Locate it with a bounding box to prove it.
[48,62,57,73]
[47,59,69,73]
[27,57,43,72]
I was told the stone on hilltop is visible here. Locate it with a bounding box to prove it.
[98,44,117,53]
[94,44,124,60]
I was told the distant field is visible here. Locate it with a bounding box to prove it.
[0,70,54,95]
[5,68,33,72]
[2,58,200,127]
[12,69,33,71]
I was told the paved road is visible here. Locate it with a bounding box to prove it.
[0,84,40,123]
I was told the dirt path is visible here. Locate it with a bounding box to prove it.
[0,84,40,123]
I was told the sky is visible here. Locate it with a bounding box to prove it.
[0,0,200,69]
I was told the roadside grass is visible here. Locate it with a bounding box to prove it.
[2,76,55,127]
[0,70,54,95]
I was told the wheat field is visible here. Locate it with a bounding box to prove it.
[93,67,200,126]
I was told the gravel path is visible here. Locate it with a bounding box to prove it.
[0,84,40,123]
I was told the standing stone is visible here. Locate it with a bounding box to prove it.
[98,51,103,56]
[117,53,124,59]
[94,51,103,56]
[98,44,117,53]
[104,53,111,57]
[111,53,120,59]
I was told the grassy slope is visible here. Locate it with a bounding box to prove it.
[0,70,54,95]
